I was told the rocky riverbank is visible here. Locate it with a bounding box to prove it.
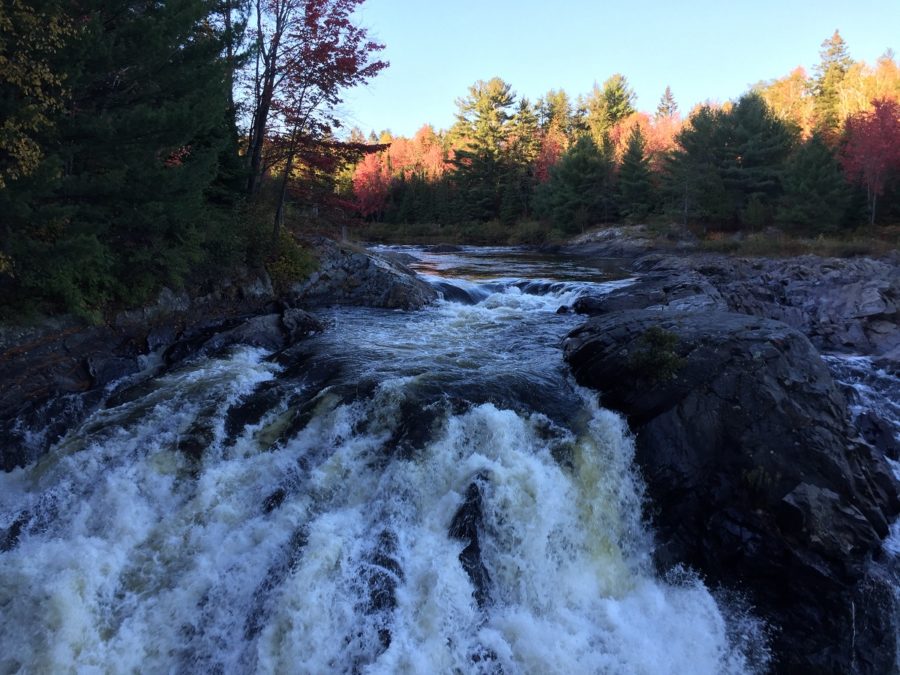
[0,238,436,472]
[564,246,900,673]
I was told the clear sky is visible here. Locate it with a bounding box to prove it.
[341,0,900,137]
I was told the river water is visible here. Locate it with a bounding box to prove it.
[0,245,837,674]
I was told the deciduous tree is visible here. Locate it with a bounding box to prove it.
[841,98,900,224]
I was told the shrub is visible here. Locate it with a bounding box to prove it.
[266,231,319,291]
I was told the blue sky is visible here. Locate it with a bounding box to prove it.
[341,0,900,137]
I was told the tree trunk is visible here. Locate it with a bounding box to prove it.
[247,72,276,195]
[273,129,300,240]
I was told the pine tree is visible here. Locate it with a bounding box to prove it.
[663,106,730,225]
[450,78,517,221]
[656,86,678,119]
[723,92,798,226]
[602,74,637,125]
[618,126,655,221]
[813,30,854,138]
[777,134,849,232]
[3,0,233,314]
[534,135,614,233]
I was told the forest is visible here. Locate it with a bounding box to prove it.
[1,0,899,319]
[350,32,900,241]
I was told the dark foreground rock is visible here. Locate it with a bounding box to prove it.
[0,238,436,472]
[564,309,900,673]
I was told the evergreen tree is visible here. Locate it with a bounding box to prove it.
[723,92,798,226]
[534,135,614,233]
[663,106,731,225]
[583,74,636,145]
[813,30,853,138]
[537,89,574,139]
[656,86,678,119]
[452,77,516,158]
[777,134,849,231]
[603,74,637,125]
[618,126,655,221]
[450,78,517,221]
[3,0,232,314]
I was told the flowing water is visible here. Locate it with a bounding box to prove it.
[1,247,782,674]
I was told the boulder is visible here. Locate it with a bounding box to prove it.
[564,309,900,673]
[573,271,726,315]
[290,238,437,310]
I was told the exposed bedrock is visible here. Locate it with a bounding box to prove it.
[564,309,900,673]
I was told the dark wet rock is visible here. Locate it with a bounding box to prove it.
[856,411,900,461]
[244,528,309,640]
[378,251,419,267]
[281,308,323,342]
[0,510,29,552]
[177,418,217,463]
[432,280,485,305]
[629,253,900,368]
[224,380,285,441]
[290,238,438,310]
[262,488,287,514]
[449,479,492,608]
[556,305,570,314]
[564,309,900,673]
[381,397,444,461]
[426,244,463,253]
[86,354,140,388]
[561,224,697,258]
[573,272,726,316]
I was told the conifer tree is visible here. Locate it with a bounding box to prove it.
[534,135,614,233]
[777,134,849,231]
[618,126,655,221]
[656,86,678,120]
[813,30,854,138]
[3,0,233,313]
[723,92,798,225]
[664,106,730,225]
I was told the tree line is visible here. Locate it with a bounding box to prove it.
[350,31,900,236]
[0,0,385,318]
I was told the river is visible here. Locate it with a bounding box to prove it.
[13,245,887,674]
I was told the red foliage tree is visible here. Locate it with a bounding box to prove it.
[841,99,900,224]
[247,0,388,235]
[353,152,390,218]
[534,128,566,183]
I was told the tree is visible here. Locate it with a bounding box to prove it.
[813,30,854,138]
[0,0,70,188]
[777,133,849,231]
[352,152,389,218]
[664,105,730,225]
[264,0,387,236]
[244,0,386,215]
[452,77,516,158]
[537,89,575,139]
[723,92,798,226]
[534,135,615,233]
[618,126,655,221]
[656,86,678,120]
[841,98,900,225]
[449,78,517,221]
[1,0,234,314]
[583,74,636,145]
[758,67,815,138]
